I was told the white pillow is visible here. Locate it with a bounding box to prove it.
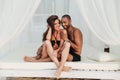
[87,52,120,62]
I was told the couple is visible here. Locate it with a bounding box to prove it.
[24,14,83,78]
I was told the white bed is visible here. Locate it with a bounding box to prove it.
[0,43,120,80]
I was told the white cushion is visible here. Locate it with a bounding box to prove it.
[87,52,120,62]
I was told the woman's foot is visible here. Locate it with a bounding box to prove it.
[55,68,62,79]
[55,66,72,78]
[62,66,72,72]
[24,56,35,62]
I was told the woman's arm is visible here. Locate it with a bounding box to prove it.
[60,29,68,41]
[55,29,67,52]
[46,27,52,40]
[56,39,64,52]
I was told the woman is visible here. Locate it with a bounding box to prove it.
[24,15,71,78]
[24,15,63,62]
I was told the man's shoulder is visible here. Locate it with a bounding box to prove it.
[72,26,80,30]
[75,28,80,31]
[73,27,82,36]
[73,27,82,33]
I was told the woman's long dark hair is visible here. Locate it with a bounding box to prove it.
[42,15,60,41]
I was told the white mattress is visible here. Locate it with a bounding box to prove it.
[0,43,120,71]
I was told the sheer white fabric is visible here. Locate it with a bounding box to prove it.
[29,0,69,43]
[76,0,120,45]
[0,0,41,57]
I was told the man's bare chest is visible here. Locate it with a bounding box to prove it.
[68,32,74,42]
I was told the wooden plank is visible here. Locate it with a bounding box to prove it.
[0,62,119,70]
[0,69,120,79]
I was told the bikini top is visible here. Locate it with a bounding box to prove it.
[51,40,60,47]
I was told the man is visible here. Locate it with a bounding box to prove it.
[61,14,83,61]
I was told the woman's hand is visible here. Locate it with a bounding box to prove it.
[47,25,51,29]
[47,25,52,31]
[53,43,59,50]
[46,25,52,40]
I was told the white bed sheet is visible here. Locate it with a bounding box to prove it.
[0,43,119,71]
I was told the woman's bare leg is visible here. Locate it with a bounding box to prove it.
[56,41,71,78]
[24,56,36,62]
[35,57,52,62]
[44,40,60,67]
[24,43,49,62]
[44,40,71,78]
[24,56,52,62]
[40,44,49,59]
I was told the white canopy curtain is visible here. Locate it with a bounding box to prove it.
[0,0,41,49]
[75,0,120,46]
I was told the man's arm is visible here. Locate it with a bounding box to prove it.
[70,29,83,53]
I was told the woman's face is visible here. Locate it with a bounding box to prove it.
[54,19,60,31]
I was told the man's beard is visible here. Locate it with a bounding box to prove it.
[63,25,70,29]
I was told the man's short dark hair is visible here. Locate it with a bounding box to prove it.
[62,14,71,20]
